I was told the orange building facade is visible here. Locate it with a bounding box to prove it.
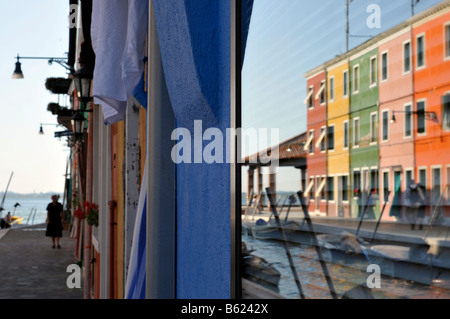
[413,8,450,217]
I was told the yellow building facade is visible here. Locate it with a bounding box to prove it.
[326,59,351,217]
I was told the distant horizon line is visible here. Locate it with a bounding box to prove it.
[0,191,63,196]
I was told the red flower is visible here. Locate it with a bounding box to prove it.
[74,206,86,219]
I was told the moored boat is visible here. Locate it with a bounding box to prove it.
[241,242,281,293]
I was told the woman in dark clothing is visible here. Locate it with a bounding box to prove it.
[46,195,64,248]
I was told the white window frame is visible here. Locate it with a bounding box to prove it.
[444,22,450,61]
[369,55,378,88]
[418,166,428,189]
[431,165,443,204]
[304,177,315,198]
[305,86,315,109]
[416,33,426,70]
[341,174,350,203]
[353,64,360,94]
[343,69,349,98]
[442,92,450,131]
[370,111,378,145]
[353,117,360,148]
[403,40,412,75]
[382,169,390,203]
[381,109,389,142]
[417,98,427,136]
[327,124,335,152]
[317,176,327,201]
[343,120,349,150]
[329,76,335,102]
[353,169,361,198]
[305,129,315,154]
[327,175,335,203]
[405,168,414,189]
[316,126,327,152]
[315,80,326,105]
[381,50,389,82]
[446,164,450,203]
[370,166,379,194]
[403,103,413,139]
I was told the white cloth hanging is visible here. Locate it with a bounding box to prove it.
[91,0,148,125]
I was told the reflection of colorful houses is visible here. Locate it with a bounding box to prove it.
[303,70,328,215]
[378,25,415,221]
[326,59,350,218]
[412,7,450,217]
[304,2,450,220]
[349,46,380,219]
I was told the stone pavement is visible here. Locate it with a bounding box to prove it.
[0,224,83,299]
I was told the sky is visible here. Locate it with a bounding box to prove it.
[242,0,444,193]
[0,1,444,195]
[0,1,71,194]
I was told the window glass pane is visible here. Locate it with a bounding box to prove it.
[353,118,359,146]
[328,126,335,150]
[446,24,450,57]
[382,110,389,141]
[343,121,349,149]
[417,35,425,67]
[443,94,450,131]
[241,0,450,300]
[353,66,359,92]
[342,175,349,202]
[329,77,335,101]
[404,42,411,73]
[383,171,389,202]
[327,177,334,201]
[382,52,388,80]
[417,101,426,134]
[309,130,315,153]
[404,104,412,137]
[419,168,427,188]
[406,170,414,187]
[371,113,378,143]
[370,57,377,85]
[343,71,349,96]
[320,127,326,151]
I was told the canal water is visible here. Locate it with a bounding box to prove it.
[243,233,450,299]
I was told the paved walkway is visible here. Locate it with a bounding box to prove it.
[0,224,83,299]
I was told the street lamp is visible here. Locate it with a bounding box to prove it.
[12,56,24,79]
[39,123,60,135]
[73,65,93,104]
[12,54,73,79]
[71,111,87,138]
[391,110,438,124]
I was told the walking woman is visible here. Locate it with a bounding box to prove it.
[46,195,64,249]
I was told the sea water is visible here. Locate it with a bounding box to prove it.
[1,195,58,226]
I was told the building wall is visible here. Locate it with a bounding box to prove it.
[350,47,380,218]
[327,61,350,217]
[413,9,450,216]
[306,71,327,214]
[378,28,415,221]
